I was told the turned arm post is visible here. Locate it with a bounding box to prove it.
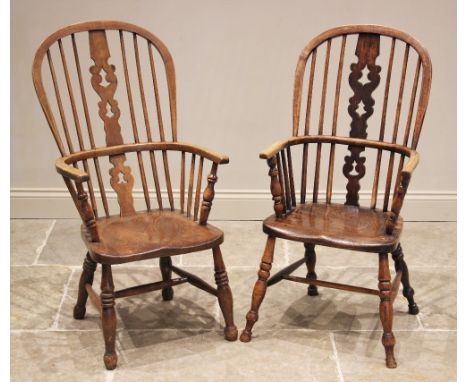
[199,162,218,225]
[385,171,411,235]
[267,156,284,217]
[63,176,100,242]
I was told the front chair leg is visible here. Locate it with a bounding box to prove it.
[378,253,397,368]
[240,236,276,342]
[73,252,97,319]
[392,244,419,315]
[160,257,174,301]
[304,243,318,296]
[212,246,238,341]
[101,264,117,370]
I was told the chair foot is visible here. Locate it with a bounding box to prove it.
[241,236,276,343]
[162,287,174,301]
[379,253,397,368]
[73,305,86,320]
[160,257,174,301]
[383,333,397,368]
[101,264,117,370]
[305,244,318,297]
[392,244,419,316]
[212,246,238,342]
[224,325,238,341]
[408,302,419,315]
[239,329,252,343]
[307,286,319,296]
[74,253,97,320]
[103,353,118,370]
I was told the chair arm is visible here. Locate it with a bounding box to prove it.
[57,142,229,166]
[386,150,420,234]
[199,162,222,225]
[56,158,90,182]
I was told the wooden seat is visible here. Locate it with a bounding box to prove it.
[32,20,237,370]
[84,210,223,263]
[240,25,432,369]
[263,203,402,253]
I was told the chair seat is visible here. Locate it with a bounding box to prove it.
[263,203,403,253]
[82,210,224,264]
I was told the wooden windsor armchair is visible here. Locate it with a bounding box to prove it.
[32,21,237,370]
[239,25,432,368]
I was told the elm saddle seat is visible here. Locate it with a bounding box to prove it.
[84,210,224,264]
[263,203,403,253]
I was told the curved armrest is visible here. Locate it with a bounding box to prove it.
[260,135,417,159]
[58,142,229,168]
[56,158,90,182]
[259,135,420,222]
[386,150,420,234]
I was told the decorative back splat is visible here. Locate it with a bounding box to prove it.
[89,30,135,216]
[343,33,381,206]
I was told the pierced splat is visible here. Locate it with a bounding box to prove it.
[343,33,381,206]
[89,30,135,216]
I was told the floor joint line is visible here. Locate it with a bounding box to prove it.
[33,219,56,265]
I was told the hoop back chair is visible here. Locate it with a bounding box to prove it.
[239,25,432,368]
[32,21,237,370]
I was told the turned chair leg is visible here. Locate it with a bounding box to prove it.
[378,253,397,368]
[212,246,238,341]
[160,256,174,301]
[392,244,419,315]
[240,236,276,342]
[304,243,318,296]
[101,264,117,370]
[73,252,97,319]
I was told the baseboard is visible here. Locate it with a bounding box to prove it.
[10,188,456,221]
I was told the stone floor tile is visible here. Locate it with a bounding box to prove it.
[10,219,55,265]
[114,330,339,382]
[412,267,456,330]
[11,265,72,330]
[334,331,456,381]
[11,331,110,382]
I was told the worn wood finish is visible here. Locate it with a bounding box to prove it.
[242,25,431,368]
[263,203,403,253]
[33,21,236,370]
[304,243,318,296]
[240,236,276,343]
[100,264,117,370]
[213,246,238,341]
[392,244,419,314]
[283,275,380,296]
[73,252,97,319]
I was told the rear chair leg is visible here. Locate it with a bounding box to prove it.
[212,246,238,341]
[160,257,174,301]
[378,253,397,368]
[304,244,318,296]
[73,252,97,319]
[240,236,276,342]
[101,264,117,370]
[392,244,419,315]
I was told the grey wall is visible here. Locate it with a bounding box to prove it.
[11,0,456,219]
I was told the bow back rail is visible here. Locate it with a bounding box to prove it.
[264,25,431,227]
[32,21,229,230]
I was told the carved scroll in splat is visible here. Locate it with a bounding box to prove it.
[89,30,135,216]
[343,34,381,206]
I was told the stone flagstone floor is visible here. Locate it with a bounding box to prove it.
[11,220,456,381]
